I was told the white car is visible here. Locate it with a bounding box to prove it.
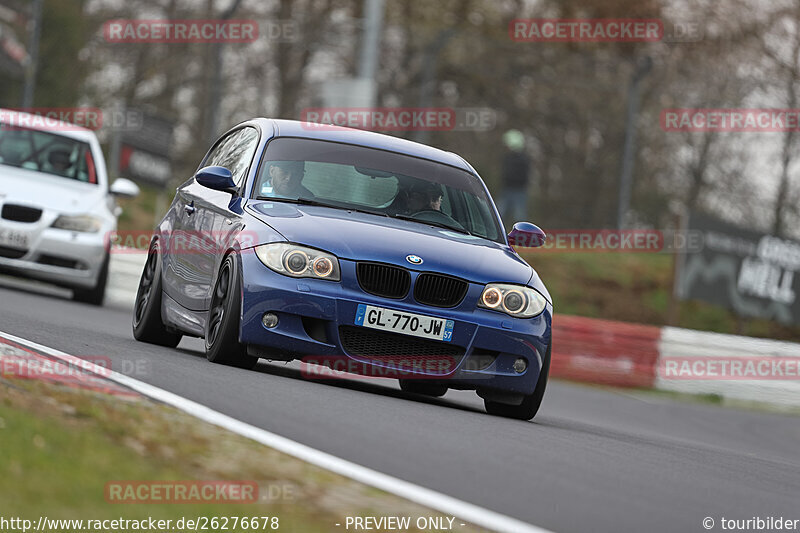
[0,109,139,305]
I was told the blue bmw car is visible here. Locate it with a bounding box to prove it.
[132,119,552,420]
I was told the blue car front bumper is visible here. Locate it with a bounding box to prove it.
[238,251,552,395]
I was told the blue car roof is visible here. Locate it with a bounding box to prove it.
[251,118,477,175]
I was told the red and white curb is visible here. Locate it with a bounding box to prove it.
[0,337,135,397]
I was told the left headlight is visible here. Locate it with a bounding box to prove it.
[52,214,103,233]
[254,243,341,281]
[478,283,547,318]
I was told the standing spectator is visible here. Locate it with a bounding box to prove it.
[498,129,531,225]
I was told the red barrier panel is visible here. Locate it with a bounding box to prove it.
[551,315,661,387]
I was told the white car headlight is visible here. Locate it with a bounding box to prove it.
[478,283,547,318]
[52,214,103,233]
[254,243,341,281]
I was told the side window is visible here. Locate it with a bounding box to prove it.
[202,127,259,189]
[228,128,259,187]
[203,131,240,168]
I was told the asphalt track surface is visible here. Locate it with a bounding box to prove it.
[1,278,799,533]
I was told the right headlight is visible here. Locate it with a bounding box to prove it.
[52,214,103,233]
[254,243,341,281]
[478,283,547,318]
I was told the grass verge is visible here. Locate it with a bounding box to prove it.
[0,376,486,532]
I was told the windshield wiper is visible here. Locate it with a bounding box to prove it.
[392,214,474,237]
[255,196,390,218]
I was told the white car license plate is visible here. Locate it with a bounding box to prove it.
[355,304,454,342]
[0,226,30,249]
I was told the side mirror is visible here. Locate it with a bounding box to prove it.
[195,166,237,194]
[508,222,546,248]
[109,178,140,198]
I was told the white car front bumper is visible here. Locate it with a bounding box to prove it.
[0,219,108,289]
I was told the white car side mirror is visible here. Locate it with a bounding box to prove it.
[110,178,140,198]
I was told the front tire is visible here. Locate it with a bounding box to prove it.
[484,343,551,421]
[132,241,182,347]
[73,253,109,306]
[205,254,258,370]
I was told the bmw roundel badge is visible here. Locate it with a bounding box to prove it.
[406,254,423,265]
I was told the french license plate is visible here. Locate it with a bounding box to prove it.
[355,304,454,342]
[0,226,29,249]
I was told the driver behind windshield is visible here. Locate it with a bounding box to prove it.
[407,181,443,212]
[45,149,73,177]
[260,160,314,198]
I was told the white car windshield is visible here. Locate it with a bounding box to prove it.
[0,125,98,184]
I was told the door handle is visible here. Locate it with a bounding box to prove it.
[184,204,196,216]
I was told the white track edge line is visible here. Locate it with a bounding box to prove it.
[0,330,553,533]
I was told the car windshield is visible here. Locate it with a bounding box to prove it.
[254,137,503,242]
[0,125,98,184]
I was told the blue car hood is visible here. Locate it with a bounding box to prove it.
[246,201,537,287]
